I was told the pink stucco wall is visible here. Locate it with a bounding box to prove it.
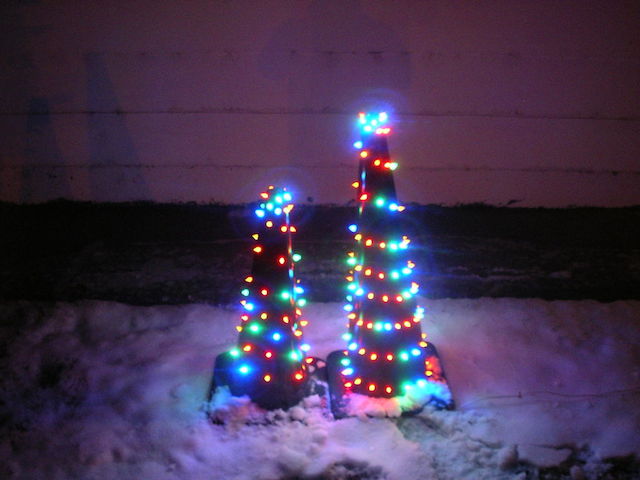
[1,1,638,205]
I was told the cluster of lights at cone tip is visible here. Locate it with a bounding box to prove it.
[231,185,310,386]
[340,112,436,397]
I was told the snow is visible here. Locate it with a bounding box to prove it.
[1,298,639,479]
[341,382,450,418]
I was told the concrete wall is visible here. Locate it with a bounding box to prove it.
[1,0,639,206]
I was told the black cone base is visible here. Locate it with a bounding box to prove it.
[326,344,454,419]
[210,352,308,412]
[325,350,351,419]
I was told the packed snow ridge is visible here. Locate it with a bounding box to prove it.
[1,298,639,479]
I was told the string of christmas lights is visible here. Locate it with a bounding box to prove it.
[336,112,450,401]
[211,186,312,410]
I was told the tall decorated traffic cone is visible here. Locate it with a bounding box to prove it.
[210,186,311,411]
[326,113,453,418]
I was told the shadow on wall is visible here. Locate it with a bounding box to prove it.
[257,0,412,200]
[85,52,149,201]
[22,98,71,202]
[3,4,149,203]
[0,5,72,202]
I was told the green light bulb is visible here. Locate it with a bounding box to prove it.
[249,324,261,333]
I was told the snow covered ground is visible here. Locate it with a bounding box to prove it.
[1,298,639,479]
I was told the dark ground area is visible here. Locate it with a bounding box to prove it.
[2,201,639,305]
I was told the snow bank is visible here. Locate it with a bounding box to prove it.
[0,299,638,479]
